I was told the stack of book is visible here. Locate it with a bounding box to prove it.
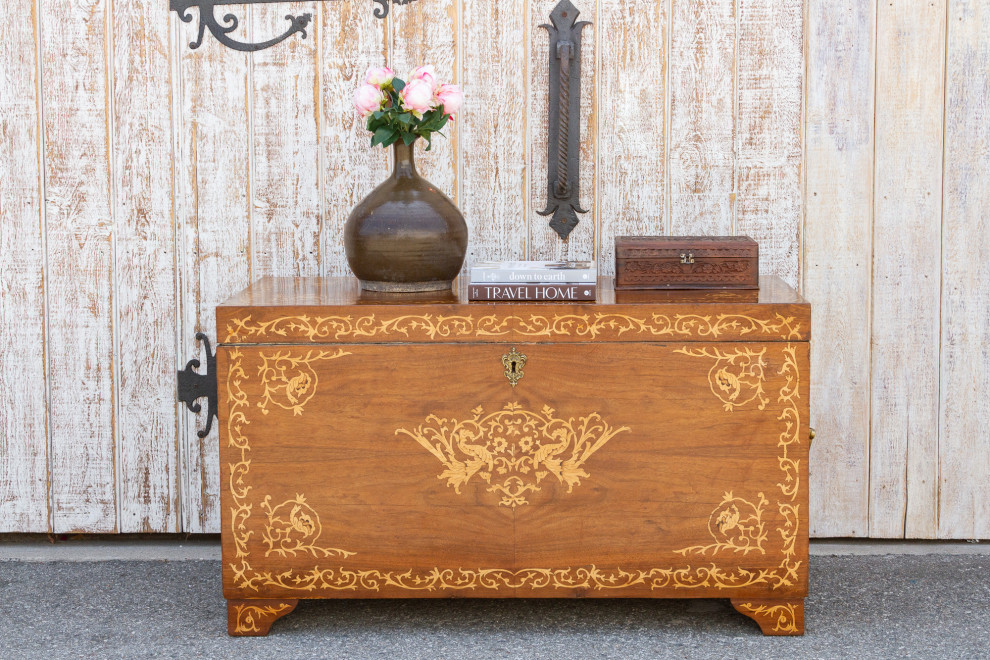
[468,261,598,301]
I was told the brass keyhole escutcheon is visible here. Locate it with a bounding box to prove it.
[502,347,527,388]
[680,252,695,265]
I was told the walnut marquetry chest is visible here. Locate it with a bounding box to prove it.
[216,277,811,636]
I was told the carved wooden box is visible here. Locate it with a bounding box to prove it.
[614,236,760,290]
[216,277,810,636]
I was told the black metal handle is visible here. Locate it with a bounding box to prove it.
[178,333,218,438]
[538,0,590,240]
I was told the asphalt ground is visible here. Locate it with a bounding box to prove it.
[1,553,988,659]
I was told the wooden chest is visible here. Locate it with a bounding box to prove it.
[216,276,810,636]
[614,236,760,290]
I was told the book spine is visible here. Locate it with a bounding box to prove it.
[470,269,597,283]
[468,284,597,301]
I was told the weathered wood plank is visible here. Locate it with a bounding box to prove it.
[870,0,945,539]
[735,0,803,287]
[250,3,321,277]
[527,0,597,262]
[320,1,390,276]
[176,6,254,533]
[938,0,990,540]
[0,0,49,532]
[112,0,179,533]
[804,0,874,537]
[459,0,529,264]
[668,0,735,235]
[41,0,116,533]
[596,0,667,276]
[390,0,458,201]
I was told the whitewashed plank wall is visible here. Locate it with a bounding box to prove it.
[0,0,987,538]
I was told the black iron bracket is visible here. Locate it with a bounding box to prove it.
[177,333,218,439]
[171,0,419,52]
[538,0,590,240]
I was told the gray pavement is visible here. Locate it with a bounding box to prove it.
[0,552,988,659]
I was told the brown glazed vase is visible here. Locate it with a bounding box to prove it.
[344,140,468,292]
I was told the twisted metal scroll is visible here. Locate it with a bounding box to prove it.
[538,0,590,239]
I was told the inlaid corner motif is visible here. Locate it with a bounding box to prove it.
[225,311,802,343]
[396,402,630,507]
[673,346,769,411]
[261,494,355,560]
[231,602,295,635]
[676,492,769,556]
[256,349,351,416]
[225,345,804,595]
[734,601,801,634]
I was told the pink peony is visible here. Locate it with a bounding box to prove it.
[400,78,435,116]
[364,66,394,88]
[435,83,464,117]
[353,83,384,117]
[407,65,438,92]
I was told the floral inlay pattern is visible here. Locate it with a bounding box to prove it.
[261,494,355,560]
[673,346,769,411]
[256,349,351,416]
[676,492,769,556]
[734,602,801,634]
[396,402,630,507]
[230,602,295,635]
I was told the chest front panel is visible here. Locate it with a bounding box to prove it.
[219,340,809,600]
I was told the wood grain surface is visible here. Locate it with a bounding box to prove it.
[596,0,667,276]
[803,0,874,537]
[176,9,253,534]
[113,0,179,531]
[938,0,990,539]
[42,0,117,533]
[0,0,49,532]
[668,0,735,236]
[869,0,945,539]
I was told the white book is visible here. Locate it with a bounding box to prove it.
[470,260,597,284]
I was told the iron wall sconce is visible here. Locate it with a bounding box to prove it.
[171,0,419,52]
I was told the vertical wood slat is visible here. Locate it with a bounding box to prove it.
[803,0,874,537]
[41,0,117,533]
[596,0,668,276]
[113,0,180,532]
[390,0,458,202]
[250,3,321,278]
[0,0,50,532]
[320,1,389,277]
[527,0,597,263]
[459,0,529,263]
[668,0,735,235]
[938,0,990,540]
[176,9,253,534]
[870,0,945,539]
[735,0,803,288]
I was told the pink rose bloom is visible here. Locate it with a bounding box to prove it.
[400,78,435,116]
[364,66,394,88]
[407,65,438,92]
[353,83,384,117]
[435,83,464,117]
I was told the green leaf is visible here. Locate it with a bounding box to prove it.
[401,131,417,146]
[372,110,385,120]
[371,126,395,148]
[392,78,406,92]
[382,131,401,148]
[423,134,433,151]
